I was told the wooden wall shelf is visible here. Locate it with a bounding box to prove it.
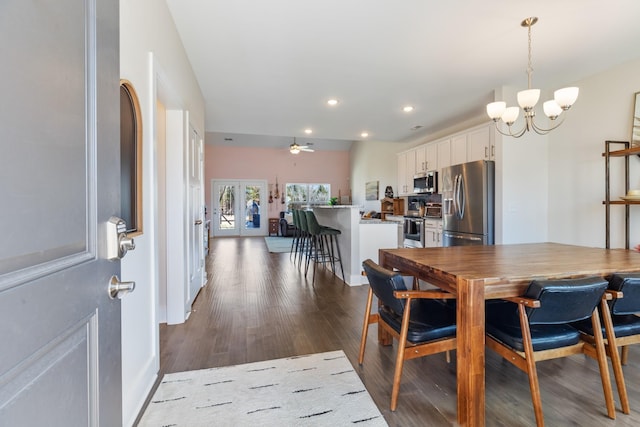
[603,140,637,248]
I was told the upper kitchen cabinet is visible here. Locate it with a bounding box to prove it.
[467,125,495,162]
[415,145,426,173]
[415,143,438,173]
[451,134,468,166]
[426,144,438,171]
[397,149,417,195]
[437,139,451,170]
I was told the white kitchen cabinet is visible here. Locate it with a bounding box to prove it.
[437,139,451,170]
[359,221,402,282]
[423,219,443,248]
[425,143,438,172]
[397,149,417,195]
[415,145,426,173]
[467,125,494,162]
[451,134,467,166]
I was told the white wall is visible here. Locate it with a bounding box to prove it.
[119,1,205,426]
[350,59,640,248]
[350,140,400,211]
[548,58,640,248]
[493,86,550,244]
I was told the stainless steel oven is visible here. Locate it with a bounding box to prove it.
[403,216,425,248]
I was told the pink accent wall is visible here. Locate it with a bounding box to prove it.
[204,144,350,218]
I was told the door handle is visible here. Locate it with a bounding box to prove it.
[106,216,136,260]
[195,219,203,225]
[108,275,135,299]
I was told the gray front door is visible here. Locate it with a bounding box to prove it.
[0,0,122,425]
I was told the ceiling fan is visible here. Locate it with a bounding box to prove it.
[289,138,314,154]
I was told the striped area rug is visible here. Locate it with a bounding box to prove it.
[138,350,387,426]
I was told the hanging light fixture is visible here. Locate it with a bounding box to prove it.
[486,17,579,138]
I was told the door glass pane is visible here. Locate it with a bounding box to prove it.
[245,185,261,229]
[218,185,235,230]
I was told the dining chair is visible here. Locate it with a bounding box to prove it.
[359,259,457,411]
[485,276,616,426]
[573,273,640,416]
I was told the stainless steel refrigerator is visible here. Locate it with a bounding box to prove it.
[441,160,495,246]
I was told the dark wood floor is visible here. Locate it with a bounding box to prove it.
[156,236,640,426]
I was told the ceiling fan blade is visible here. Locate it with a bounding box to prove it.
[301,148,314,152]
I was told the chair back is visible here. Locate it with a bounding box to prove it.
[362,259,407,315]
[297,210,308,233]
[304,210,322,235]
[608,273,640,315]
[292,209,299,228]
[524,276,608,324]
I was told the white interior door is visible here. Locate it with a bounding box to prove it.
[0,0,124,425]
[188,125,205,303]
[211,180,267,237]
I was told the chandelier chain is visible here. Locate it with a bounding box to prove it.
[526,22,533,90]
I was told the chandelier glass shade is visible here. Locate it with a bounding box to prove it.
[487,17,579,138]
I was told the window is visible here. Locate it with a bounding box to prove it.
[120,80,143,234]
[286,183,331,206]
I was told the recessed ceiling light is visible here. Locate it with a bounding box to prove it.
[304,129,313,134]
[403,106,414,113]
[327,99,339,106]
[360,132,369,138]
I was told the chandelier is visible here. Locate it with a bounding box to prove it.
[486,17,579,138]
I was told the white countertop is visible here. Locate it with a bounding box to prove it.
[314,205,363,209]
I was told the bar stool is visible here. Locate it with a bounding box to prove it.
[304,210,345,284]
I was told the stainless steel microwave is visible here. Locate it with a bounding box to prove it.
[413,171,438,194]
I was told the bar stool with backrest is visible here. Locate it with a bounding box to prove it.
[485,276,617,426]
[304,210,345,284]
[359,259,457,411]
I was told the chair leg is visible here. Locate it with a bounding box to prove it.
[622,346,629,365]
[305,235,315,276]
[290,227,298,260]
[390,297,413,411]
[359,288,375,365]
[518,304,545,427]
[332,235,345,281]
[591,309,617,419]
[599,298,630,414]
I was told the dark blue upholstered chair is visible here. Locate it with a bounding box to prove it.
[573,273,640,416]
[359,259,456,411]
[485,276,616,426]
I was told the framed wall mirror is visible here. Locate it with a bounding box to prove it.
[633,91,640,147]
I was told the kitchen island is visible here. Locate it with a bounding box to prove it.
[312,206,400,285]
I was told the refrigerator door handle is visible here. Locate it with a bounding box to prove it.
[455,173,465,220]
[453,174,459,217]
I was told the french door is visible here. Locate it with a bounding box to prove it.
[212,180,267,237]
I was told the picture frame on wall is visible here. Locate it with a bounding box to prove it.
[365,181,379,201]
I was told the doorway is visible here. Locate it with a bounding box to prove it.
[211,180,268,237]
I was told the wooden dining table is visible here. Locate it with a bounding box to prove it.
[378,242,640,427]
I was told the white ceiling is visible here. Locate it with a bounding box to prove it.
[165,0,640,151]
